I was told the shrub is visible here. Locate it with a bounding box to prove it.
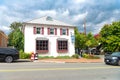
[82,53,89,58]
[82,53,100,59]
[19,50,31,59]
[72,54,79,59]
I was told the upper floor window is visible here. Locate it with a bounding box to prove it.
[36,27,41,34]
[62,29,66,35]
[48,28,57,35]
[50,28,54,35]
[60,28,69,36]
[33,27,44,35]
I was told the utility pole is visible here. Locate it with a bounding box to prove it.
[83,17,86,35]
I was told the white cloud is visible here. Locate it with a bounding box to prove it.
[62,9,69,16]
[0,0,120,35]
[2,26,10,30]
[0,26,10,34]
[74,0,86,4]
[93,20,110,34]
[73,12,88,22]
[34,10,57,17]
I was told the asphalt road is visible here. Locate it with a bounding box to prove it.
[0,61,120,80]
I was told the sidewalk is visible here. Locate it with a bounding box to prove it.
[38,58,104,63]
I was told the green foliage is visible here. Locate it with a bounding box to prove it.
[75,28,87,49]
[100,21,120,52]
[75,28,99,50]
[10,22,23,31]
[8,22,24,51]
[82,54,100,59]
[85,32,98,48]
[38,55,80,59]
[19,50,31,59]
[38,56,54,59]
[72,54,79,59]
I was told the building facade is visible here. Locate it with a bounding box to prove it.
[23,16,75,57]
[0,30,8,47]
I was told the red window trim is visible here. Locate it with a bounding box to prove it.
[55,28,57,35]
[42,27,44,35]
[57,50,68,53]
[60,28,62,35]
[33,27,36,34]
[36,50,48,53]
[67,28,69,36]
[48,28,50,35]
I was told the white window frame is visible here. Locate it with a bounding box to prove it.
[36,27,41,34]
[62,29,66,35]
[50,28,55,35]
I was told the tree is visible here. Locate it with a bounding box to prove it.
[100,21,120,52]
[10,22,23,31]
[75,28,86,49]
[85,32,98,48]
[75,28,99,54]
[8,22,24,51]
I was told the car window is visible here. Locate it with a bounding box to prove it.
[111,52,120,56]
[0,48,18,54]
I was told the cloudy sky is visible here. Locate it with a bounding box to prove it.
[0,0,120,34]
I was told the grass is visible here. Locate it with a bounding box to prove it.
[82,53,100,59]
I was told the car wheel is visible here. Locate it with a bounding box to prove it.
[105,62,109,65]
[5,56,13,63]
[118,60,120,66]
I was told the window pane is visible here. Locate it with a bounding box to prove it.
[62,29,66,35]
[57,40,68,51]
[36,27,41,34]
[50,28,54,34]
[36,40,48,51]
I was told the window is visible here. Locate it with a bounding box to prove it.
[36,27,41,34]
[50,28,54,35]
[46,16,53,21]
[57,40,68,52]
[33,27,44,34]
[36,40,48,53]
[60,28,69,35]
[62,29,66,35]
[48,28,57,35]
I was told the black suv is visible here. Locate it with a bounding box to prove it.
[104,52,120,66]
[0,48,19,63]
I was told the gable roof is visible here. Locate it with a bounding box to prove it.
[23,16,75,27]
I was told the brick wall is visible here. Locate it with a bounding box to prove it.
[0,31,8,47]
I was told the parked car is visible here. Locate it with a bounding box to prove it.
[91,48,100,55]
[0,48,19,63]
[104,52,120,66]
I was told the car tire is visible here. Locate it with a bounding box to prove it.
[5,56,13,63]
[105,62,109,65]
[118,60,120,66]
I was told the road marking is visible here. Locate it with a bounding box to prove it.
[0,66,120,72]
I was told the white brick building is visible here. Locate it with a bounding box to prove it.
[23,16,75,57]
